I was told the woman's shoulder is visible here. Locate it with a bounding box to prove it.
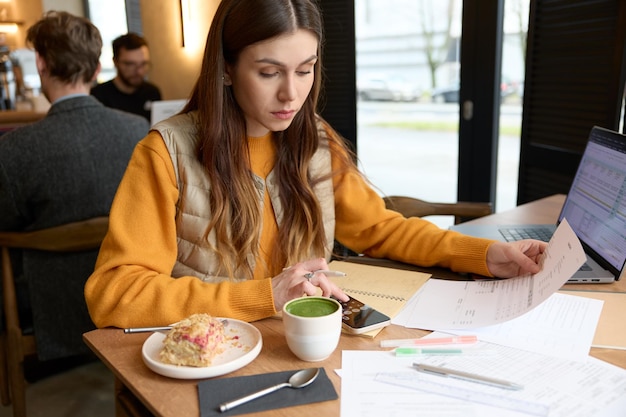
[136,130,170,156]
[151,112,200,150]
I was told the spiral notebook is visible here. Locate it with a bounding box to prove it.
[327,261,431,337]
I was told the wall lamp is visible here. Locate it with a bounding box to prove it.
[0,0,20,34]
[0,23,17,34]
[179,0,202,49]
[180,0,190,47]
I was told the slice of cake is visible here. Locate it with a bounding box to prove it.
[159,313,226,367]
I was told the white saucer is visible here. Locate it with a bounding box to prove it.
[141,318,262,379]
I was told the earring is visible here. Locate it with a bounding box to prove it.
[223,75,232,86]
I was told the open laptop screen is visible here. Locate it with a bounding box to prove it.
[558,126,626,274]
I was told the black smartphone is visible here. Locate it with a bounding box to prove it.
[333,295,391,334]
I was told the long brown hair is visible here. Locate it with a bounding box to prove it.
[183,0,353,279]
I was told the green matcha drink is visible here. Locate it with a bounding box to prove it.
[285,297,338,317]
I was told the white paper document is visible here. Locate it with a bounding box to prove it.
[341,350,526,417]
[393,219,586,329]
[341,348,626,417]
[445,292,604,360]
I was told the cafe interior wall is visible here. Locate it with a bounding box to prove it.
[8,0,82,49]
[2,0,42,49]
[11,0,219,101]
[139,0,219,101]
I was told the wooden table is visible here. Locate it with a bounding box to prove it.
[83,194,626,417]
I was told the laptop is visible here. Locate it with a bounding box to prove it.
[150,99,187,126]
[451,126,626,283]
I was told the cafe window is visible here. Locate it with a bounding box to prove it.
[355,0,528,227]
[86,0,142,83]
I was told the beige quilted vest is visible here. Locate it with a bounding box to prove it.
[153,112,336,282]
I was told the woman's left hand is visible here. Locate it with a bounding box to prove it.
[271,258,348,312]
[486,239,548,278]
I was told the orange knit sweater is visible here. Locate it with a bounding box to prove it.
[84,130,494,328]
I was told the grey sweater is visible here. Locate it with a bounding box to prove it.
[0,95,149,360]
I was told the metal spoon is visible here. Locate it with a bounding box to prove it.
[218,368,320,412]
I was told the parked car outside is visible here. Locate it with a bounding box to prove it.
[357,76,421,102]
[431,77,522,103]
[431,81,459,103]
[500,76,520,98]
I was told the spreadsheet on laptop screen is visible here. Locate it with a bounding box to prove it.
[558,127,626,272]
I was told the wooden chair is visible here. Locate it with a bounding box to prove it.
[382,195,493,225]
[0,217,109,417]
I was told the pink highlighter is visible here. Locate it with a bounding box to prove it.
[380,335,478,348]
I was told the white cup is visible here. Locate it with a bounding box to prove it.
[282,296,342,362]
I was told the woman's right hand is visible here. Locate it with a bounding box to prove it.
[271,258,349,312]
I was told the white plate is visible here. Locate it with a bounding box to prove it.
[141,318,262,379]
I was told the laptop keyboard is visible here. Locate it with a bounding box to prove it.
[499,227,553,243]
[499,227,592,271]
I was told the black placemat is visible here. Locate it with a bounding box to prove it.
[198,367,338,416]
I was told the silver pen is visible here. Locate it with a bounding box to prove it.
[413,363,523,390]
[303,270,347,279]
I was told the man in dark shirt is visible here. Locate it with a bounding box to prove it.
[91,32,161,121]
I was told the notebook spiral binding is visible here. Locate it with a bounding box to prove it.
[342,287,406,302]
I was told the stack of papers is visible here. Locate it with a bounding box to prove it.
[340,220,626,416]
[341,348,626,417]
[445,292,603,360]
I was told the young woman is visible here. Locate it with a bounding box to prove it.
[85,0,546,328]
